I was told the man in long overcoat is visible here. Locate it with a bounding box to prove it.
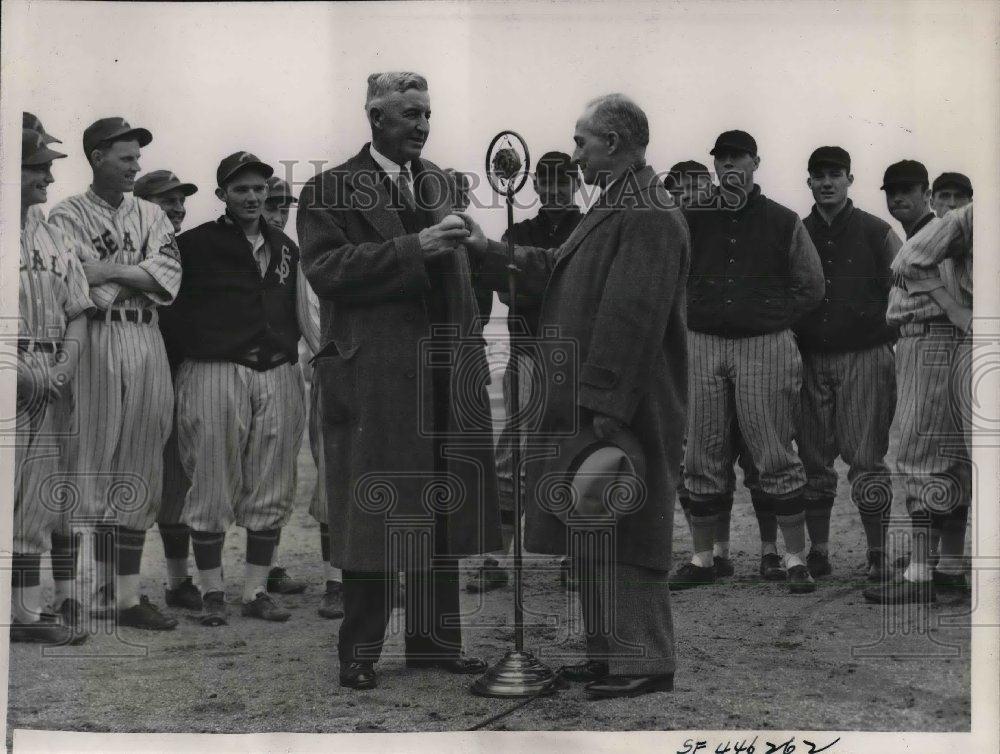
[463,93,689,699]
[297,72,501,690]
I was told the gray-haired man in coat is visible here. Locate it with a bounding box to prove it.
[462,94,689,699]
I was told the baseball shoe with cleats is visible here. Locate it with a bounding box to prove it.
[668,561,716,591]
[242,592,291,622]
[787,564,817,594]
[55,598,85,630]
[760,553,786,581]
[932,569,970,595]
[266,567,307,595]
[118,595,178,631]
[866,549,892,582]
[318,580,344,620]
[466,558,509,593]
[340,661,377,690]
[806,550,832,578]
[199,591,229,626]
[713,555,735,578]
[165,577,203,611]
[10,616,86,645]
[863,577,935,604]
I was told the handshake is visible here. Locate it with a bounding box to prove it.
[417,213,487,259]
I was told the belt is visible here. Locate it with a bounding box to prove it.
[236,344,293,370]
[90,308,155,325]
[17,339,58,354]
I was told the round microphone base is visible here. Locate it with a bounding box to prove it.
[470,650,566,698]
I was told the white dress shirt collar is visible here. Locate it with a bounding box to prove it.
[369,143,412,179]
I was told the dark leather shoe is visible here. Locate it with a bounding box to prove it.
[165,577,203,611]
[863,578,935,604]
[668,561,716,591]
[867,549,892,582]
[558,660,609,682]
[713,555,735,578]
[584,673,673,699]
[787,564,817,594]
[339,662,377,690]
[806,550,832,577]
[932,569,970,594]
[406,655,488,674]
[760,552,786,581]
[318,580,344,619]
[266,567,307,595]
[466,558,509,594]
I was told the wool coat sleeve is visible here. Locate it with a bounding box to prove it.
[296,176,431,304]
[577,210,685,424]
[477,239,557,298]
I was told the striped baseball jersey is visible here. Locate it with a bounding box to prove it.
[48,188,182,310]
[19,215,94,341]
[886,203,973,330]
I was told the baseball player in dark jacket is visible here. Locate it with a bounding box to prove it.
[675,129,824,594]
[793,146,902,581]
[163,152,311,626]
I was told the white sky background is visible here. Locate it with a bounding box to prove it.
[2,0,997,243]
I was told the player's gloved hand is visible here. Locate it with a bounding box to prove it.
[419,215,470,260]
[455,212,487,254]
[593,412,625,440]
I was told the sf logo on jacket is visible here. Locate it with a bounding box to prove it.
[276,244,291,285]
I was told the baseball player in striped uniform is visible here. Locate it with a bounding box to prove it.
[48,117,182,631]
[22,112,91,621]
[865,200,973,604]
[10,129,93,645]
[930,172,972,219]
[262,174,342,618]
[794,147,902,581]
[675,129,824,594]
[666,160,780,581]
[163,152,309,626]
[131,170,204,612]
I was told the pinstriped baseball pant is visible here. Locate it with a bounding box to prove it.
[66,319,174,530]
[176,360,306,532]
[894,325,972,516]
[798,344,896,506]
[684,329,806,501]
[13,386,63,554]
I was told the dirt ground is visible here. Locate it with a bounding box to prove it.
[5,388,972,743]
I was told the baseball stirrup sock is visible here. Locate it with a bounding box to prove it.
[903,511,934,582]
[804,498,834,552]
[50,531,80,582]
[936,507,970,575]
[714,495,734,557]
[11,554,43,623]
[860,511,889,553]
[246,528,280,567]
[191,531,225,571]
[774,495,807,559]
[116,528,146,576]
[751,493,778,545]
[688,500,718,566]
[158,523,191,560]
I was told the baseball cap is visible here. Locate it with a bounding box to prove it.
[217,151,274,187]
[880,160,928,191]
[808,146,851,173]
[535,151,576,181]
[23,128,67,166]
[134,170,198,200]
[83,117,153,158]
[23,112,61,144]
[710,130,757,157]
[265,176,297,203]
[932,172,973,197]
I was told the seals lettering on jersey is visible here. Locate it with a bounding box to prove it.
[92,230,119,259]
[276,245,291,285]
[31,249,47,272]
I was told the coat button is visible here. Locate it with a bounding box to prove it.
[729,258,735,264]
[825,279,831,285]
[727,278,734,284]
[726,299,733,305]
[729,238,736,244]
[405,370,415,379]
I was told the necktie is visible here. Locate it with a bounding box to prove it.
[396,166,416,210]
